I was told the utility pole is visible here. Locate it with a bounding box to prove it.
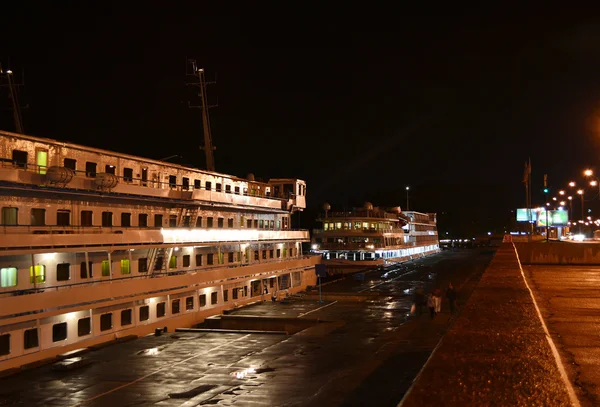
[186,59,217,172]
[0,63,26,134]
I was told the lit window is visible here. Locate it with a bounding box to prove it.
[101,260,110,277]
[29,265,45,284]
[0,267,17,287]
[120,259,130,275]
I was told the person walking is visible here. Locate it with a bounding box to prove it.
[413,288,425,317]
[427,292,436,319]
[434,288,442,315]
[446,283,457,314]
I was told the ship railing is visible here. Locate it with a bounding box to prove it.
[318,211,399,220]
[0,225,309,235]
[312,228,405,234]
[0,161,295,202]
[0,254,321,297]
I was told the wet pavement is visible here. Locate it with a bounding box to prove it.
[399,244,577,407]
[524,262,600,407]
[0,249,494,406]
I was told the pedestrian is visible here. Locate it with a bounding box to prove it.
[413,288,425,317]
[434,289,441,315]
[427,292,436,319]
[446,283,457,314]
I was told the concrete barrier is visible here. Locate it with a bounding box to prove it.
[515,241,600,264]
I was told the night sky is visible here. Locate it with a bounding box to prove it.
[3,6,600,236]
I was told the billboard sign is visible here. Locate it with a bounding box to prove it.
[516,208,536,222]
[536,210,569,227]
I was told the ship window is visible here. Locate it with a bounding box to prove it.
[194,179,201,189]
[121,212,131,227]
[169,215,177,227]
[169,175,177,188]
[138,258,148,273]
[36,150,48,174]
[0,267,17,287]
[218,251,224,264]
[80,261,93,278]
[199,294,206,307]
[228,218,233,228]
[207,217,213,228]
[157,302,166,318]
[233,288,238,300]
[172,299,180,314]
[183,255,190,267]
[11,150,27,168]
[81,210,93,226]
[259,220,264,228]
[121,309,132,326]
[139,213,148,227]
[154,257,163,271]
[52,322,67,342]
[195,254,202,266]
[323,223,329,231]
[185,296,194,310]
[101,260,110,276]
[269,249,274,258]
[64,158,76,171]
[30,208,45,226]
[207,253,214,265]
[234,186,240,194]
[86,162,97,177]
[243,187,248,196]
[169,256,177,269]
[56,263,70,281]
[211,292,218,305]
[247,219,252,228]
[29,265,45,284]
[217,217,224,228]
[24,328,38,349]
[57,210,70,226]
[1,207,18,225]
[225,185,231,193]
[277,220,281,229]
[254,250,259,260]
[254,220,258,228]
[277,249,281,258]
[228,252,234,262]
[139,306,149,321]
[105,165,115,174]
[205,181,212,191]
[102,212,113,227]
[182,177,189,191]
[223,289,228,302]
[262,250,267,260]
[76,319,91,339]
[120,259,131,274]
[283,247,287,258]
[123,168,133,182]
[154,214,163,227]
[100,313,112,331]
[196,216,202,227]
[290,248,294,257]
[216,183,222,192]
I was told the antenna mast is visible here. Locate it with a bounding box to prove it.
[0,63,25,134]
[186,59,216,172]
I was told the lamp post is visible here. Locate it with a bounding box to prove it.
[405,186,410,211]
[577,189,584,234]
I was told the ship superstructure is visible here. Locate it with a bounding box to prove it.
[312,202,439,273]
[0,130,318,371]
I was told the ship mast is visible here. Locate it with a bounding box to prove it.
[187,59,216,172]
[0,64,24,134]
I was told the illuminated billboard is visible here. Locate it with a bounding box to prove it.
[516,208,536,222]
[536,210,569,227]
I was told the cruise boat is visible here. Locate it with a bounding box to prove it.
[0,129,318,372]
[311,202,439,274]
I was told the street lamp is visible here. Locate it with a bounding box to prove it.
[569,181,576,188]
[578,189,584,233]
[405,186,410,211]
[559,190,565,196]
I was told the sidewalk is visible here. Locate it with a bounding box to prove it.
[398,244,577,407]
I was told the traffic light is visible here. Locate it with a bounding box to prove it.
[543,188,549,194]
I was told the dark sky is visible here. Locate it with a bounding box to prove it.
[3,6,600,235]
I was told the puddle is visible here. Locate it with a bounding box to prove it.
[168,384,217,399]
[136,346,166,356]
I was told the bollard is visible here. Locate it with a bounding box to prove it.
[155,328,162,336]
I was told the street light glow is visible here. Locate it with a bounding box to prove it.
[559,190,565,195]
[569,181,576,187]
[577,189,584,195]
[584,169,593,177]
